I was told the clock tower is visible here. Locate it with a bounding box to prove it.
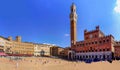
[70,3,77,47]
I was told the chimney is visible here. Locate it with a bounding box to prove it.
[16,36,21,42]
[8,36,12,41]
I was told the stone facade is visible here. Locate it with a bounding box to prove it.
[34,44,54,56]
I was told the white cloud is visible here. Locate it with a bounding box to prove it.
[114,0,120,14]
[64,34,69,37]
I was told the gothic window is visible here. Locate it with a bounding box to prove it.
[80,56,81,59]
[95,41,97,44]
[92,50,94,52]
[89,55,91,58]
[89,50,91,52]
[107,48,110,51]
[107,55,109,58]
[77,56,79,59]
[95,50,97,52]
[95,35,97,38]
[83,44,84,46]
[103,40,105,43]
[99,41,102,44]
[95,55,97,58]
[83,56,85,58]
[90,47,92,49]
[92,42,94,44]
[100,55,102,58]
[107,39,109,42]
[103,49,105,51]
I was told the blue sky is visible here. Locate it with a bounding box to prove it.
[0,0,120,47]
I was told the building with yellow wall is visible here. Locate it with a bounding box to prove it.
[0,36,6,52]
[0,36,34,56]
[8,36,34,56]
[0,35,61,57]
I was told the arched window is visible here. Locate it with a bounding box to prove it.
[83,44,84,46]
[90,47,92,50]
[95,41,97,44]
[107,55,109,58]
[92,50,94,52]
[95,34,98,38]
[79,56,81,59]
[95,55,97,58]
[83,56,85,58]
[103,49,105,51]
[77,55,79,59]
[40,50,45,56]
[99,41,102,44]
[95,50,97,52]
[89,50,91,52]
[103,40,105,43]
[106,39,109,42]
[89,55,91,58]
[92,42,94,44]
[99,55,102,58]
[107,48,110,51]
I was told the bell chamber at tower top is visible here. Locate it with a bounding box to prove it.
[70,3,77,22]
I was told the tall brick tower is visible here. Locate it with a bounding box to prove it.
[70,3,77,47]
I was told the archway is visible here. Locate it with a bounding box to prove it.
[68,52,72,60]
[103,55,105,60]
[40,50,45,56]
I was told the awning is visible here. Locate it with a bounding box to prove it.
[8,54,33,56]
[0,52,8,56]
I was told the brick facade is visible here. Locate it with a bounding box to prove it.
[68,3,120,61]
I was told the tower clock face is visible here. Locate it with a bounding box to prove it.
[90,34,93,38]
